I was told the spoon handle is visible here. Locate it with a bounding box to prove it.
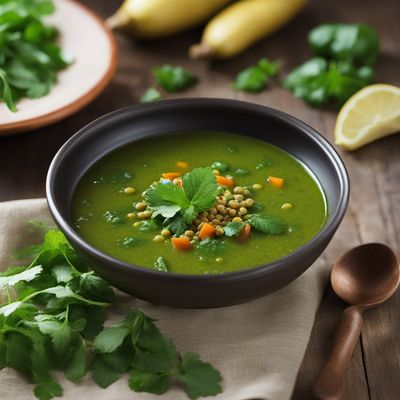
[313,305,363,400]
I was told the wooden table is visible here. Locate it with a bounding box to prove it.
[1,0,399,398]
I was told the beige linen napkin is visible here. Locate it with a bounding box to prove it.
[0,199,329,400]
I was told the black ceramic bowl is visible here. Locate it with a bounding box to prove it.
[47,98,349,308]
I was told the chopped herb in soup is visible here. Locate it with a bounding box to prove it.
[72,132,327,274]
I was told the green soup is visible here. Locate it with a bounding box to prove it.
[72,132,327,274]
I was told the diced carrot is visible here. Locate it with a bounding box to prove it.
[198,223,216,240]
[162,172,181,180]
[171,237,191,251]
[238,223,251,243]
[176,161,189,169]
[175,178,183,188]
[268,176,284,189]
[216,175,234,187]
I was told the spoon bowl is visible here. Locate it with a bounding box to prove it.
[314,243,399,399]
[332,243,400,308]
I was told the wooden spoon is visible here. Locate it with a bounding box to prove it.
[314,243,400,400]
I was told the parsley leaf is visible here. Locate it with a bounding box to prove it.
[146,168,218,224]
[140,87,162,103]
[154,256,168,272]
[145,182,190,219]
[152,65,197,92]
[0,265,43,287]
[177,352,222,400]
[233,58,280,92]
[129,369,170,394]
[182,167,218,212]
[0,0,72,111]
[223,222,245,237]
[248,214,287,235]
[196,238,226,257]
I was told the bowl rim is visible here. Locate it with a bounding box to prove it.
[46,98,350,282]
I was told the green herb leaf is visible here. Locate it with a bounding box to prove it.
[65,339,86,382]
[166,214,188,236]
[152,65,197,92]
[284,57,373,107]
[154,256,168,272]
[196,238,226,257]
[176,352,222,399]
[33,379,63,400]
[140,87,162,103]
[79,273,115,303]
[223,222,245,237]
[210,161,229,172]
[117,236,141,248]
[139,219,158,232]
[92,355,123,388]
[145,182,190,219]
[248,214,287,235]
[308,23,379,66]
[233,58,280,92]
[37,319,72,356]
[103,210,124,225]
[0,265,42,288]
[94,325,130,354]
[182,167,218,215]
[52,265,72,283]
[129,369,170,394]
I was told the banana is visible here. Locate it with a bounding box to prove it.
[190,0,307,59]
[107,0,231,39]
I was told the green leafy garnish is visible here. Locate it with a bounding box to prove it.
[223,222,245,237]
[103,210,124,225]
[284,57,373,107]
[145,167,218,224]
[248,214,287,235]
[210,161,229,172]
[308,23,379,66]
[284,23,379,107]
[154,257,168,272]
[0,0,73,111]
[196,238,226,257]
[152,65,197,92]
[140,87,162,103]
[117,236,141,248]
[0,227,223,400]
[139,219,158,232]
[233,58,280,93]
[93,310,221,398]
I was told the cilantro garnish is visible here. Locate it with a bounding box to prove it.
[140,87,162,103]
[0,225,223,400]
[145,167,218,224]
[223,222,245,237]
[152,64,197,92]
[233,58,280,93]
[0,0,73,111]
[248,214,287,235]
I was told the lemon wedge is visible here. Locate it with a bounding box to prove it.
[335,84,400,150]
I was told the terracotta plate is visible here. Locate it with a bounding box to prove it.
[0,0,117,135]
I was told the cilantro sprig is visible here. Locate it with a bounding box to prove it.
[233,58,280,93]
[0,0,73,111]
[0,226,223,400]
[145,167,218,224]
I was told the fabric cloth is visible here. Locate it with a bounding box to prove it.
[0,199,330,400]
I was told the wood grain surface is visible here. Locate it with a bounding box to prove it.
[0,0,399,398]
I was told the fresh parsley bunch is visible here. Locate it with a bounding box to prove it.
[0,227,222,400]
[0,0,72,111]
[284,23,379,107]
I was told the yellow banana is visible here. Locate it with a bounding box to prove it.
[190,0,307,59]
[107,0,231,39]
